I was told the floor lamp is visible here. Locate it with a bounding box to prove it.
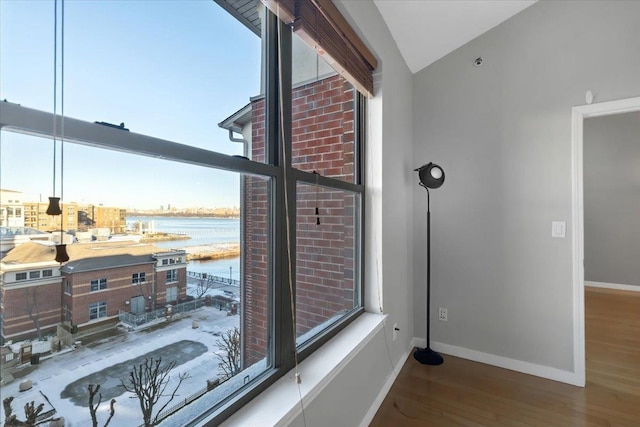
[413,162,445,365]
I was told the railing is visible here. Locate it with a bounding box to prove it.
[187,271,240,287]
[151,386,209,425]
[118,299,205,328]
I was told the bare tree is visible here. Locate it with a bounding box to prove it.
[24,288,42,340]
[87,384,116,427]
[121,357,188,427]
[2,397,46,427]
[194,276,214,299]
[215,327,241,380]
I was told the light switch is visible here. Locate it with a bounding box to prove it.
[552,221,566,238]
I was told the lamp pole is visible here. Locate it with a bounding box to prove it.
[413,162,445,366]
[426,189,432,350]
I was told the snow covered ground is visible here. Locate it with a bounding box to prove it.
[0,305,240,426]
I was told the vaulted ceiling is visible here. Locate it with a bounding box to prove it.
[373,0,537,73]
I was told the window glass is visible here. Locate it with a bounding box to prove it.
[29,271,41,279]
[0,0,364,423]
[295,182,360,345]
[90,278,107,292]
[166,269,178,283]
[290,33,357,183]
[89,301,107,320]
[0,0,263,160]
[132,272,146,285]
[0,129,272,426]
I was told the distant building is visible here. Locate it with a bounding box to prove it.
[77,204,127,234]
[0,189,25,228]
[23,201,78,232]
[0,241,187,342]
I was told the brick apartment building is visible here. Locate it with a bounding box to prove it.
[77,204,127,234]
[22,201,127,234]
[226,72,358,366]
[0,241,187,342]
[23,201,79,233]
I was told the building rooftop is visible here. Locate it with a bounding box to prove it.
[2,241,183,272]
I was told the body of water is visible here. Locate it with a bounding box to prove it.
[127,216,240,280]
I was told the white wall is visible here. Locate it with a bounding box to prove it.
[584,112,640,287]
[413,0,640,374]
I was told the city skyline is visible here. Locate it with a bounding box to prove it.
[1,186,241,212]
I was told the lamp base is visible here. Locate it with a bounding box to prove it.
[413,347,444,365]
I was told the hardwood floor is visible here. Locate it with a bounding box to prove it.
[370,287,640,426]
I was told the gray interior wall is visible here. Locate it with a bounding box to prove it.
[584,112,640,286]
[413,0,640,371]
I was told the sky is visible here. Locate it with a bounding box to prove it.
[0,0,261,209]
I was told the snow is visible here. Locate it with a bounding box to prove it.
[0,305,242,426]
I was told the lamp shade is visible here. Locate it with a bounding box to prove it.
[415,162,445,189]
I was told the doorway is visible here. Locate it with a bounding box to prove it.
[571,95,640,386]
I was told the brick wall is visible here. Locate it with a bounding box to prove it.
[1,282,62,340]
[242,74,356,366]
[155,267,188,303]
[64,263,186,325]
[2,258,188,341]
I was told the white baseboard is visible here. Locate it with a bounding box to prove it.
[359,343,413,427]
[585,281,640,292]
[412,338,582,387]
[412,337,426,348]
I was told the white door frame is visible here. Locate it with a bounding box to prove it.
[571,95,640,387]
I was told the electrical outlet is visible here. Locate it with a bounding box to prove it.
[439,308,448,321]
[392,323,398,341]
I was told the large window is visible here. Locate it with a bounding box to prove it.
[0,1,366,425]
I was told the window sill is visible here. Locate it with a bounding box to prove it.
[220,312,386,426]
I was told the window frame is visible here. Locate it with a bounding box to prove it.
[165,269,178,284]
[88,301,107,320]
[0,7,366,425]
[89,278,107,292]
[132,272,146,285]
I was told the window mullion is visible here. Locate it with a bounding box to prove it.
[274,17,296,372]
[266,9,295,372]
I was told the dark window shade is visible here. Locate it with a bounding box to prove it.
[262,0,377,97]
